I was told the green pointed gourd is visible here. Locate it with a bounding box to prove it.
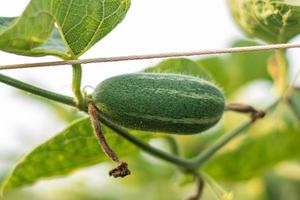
[92,73,225,134]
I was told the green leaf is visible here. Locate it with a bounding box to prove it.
[203,104,300,181]
[0,15,67,58]
[52,0,130,58]
[144,58,212,80]
[264,172,300,200]
[0,17,15,32]
[204,127,300,181]
[1,117,150,192]
[228,0,300,43]
[197,39,272,94]
[196,57,229,90]
[0,0,130,58]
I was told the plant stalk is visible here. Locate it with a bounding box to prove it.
[88,103,131,178]
[0,73,76,107]
[225,103,265,122]
[72,64,84,109]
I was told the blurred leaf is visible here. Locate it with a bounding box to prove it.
[287,87,300,120]
[227,40,273,86]
[125,155,177,185]
[203,114,300,181]
[197,39,272,94]
[0,0,130,58]
[264,173,300,200]
[1,117,151,192]
[178,173,195,186]
[201,173,233,200]
[204,127,300,181]
[222,193,234,200]
[144,58,212,80]
[228,0,300,43]
[197,57,228,88]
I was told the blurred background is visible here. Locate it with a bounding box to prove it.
[1,1,300,200]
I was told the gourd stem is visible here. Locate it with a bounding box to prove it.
[225,103,262,113]
[0,73,76,107]
[97,112,195,170]
[190,99,281,169]
[88,103,131,178]
[89,104,121,163]
[72,64,84,109]
[225,103,265,122]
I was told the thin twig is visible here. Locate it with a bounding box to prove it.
[88,103,131,178]
[225,103,266,122]
[1,43,300,70]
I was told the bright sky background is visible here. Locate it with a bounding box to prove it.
[0,0,300,168]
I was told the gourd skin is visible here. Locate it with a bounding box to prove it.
[93,73,225,134]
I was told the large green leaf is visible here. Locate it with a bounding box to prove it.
[197,40,273,94]
[203,103,300,181]
[0,0,130,58]
[1,117,150,192]
[264,173,300,200]
[228,0,300,43]
[144,58,212,80]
